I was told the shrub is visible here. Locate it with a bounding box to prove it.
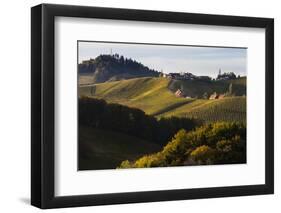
[190,145,216,165]
[118,121,246,168]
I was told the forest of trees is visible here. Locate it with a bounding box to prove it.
[79,97,199,145]
[79,54,160,83]
[119,122,246,168]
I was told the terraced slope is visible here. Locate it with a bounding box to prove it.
[79,77,246,123]
[79,77,193,115]
[159,97,246,123]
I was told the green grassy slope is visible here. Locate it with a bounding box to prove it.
[79,127,161,170]
[79,77,246,123]
[79,77,193,115]
[159,97,246,123]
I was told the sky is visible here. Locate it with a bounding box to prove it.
[78,41,247,78]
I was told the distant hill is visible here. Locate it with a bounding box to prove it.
[79,54,160,84]
[80,77,246,123]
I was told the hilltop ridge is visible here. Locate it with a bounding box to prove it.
[79,54,160,83]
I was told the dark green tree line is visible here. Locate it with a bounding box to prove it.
[79,97,199,145]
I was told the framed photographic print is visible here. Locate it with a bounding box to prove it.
[31,4,274,209]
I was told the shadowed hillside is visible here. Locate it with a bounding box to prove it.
[168,76,246,97]
[78,97,199,170]
[79,97,198,146]
[79,127,161,170]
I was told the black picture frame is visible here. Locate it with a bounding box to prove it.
[31,3,274,209]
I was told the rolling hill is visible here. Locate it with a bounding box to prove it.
[79,54,159,84]
[79,77,246,123]
[80,77,193,115]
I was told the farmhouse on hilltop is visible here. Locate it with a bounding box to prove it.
[209,92,219,100]
[209,92,225,100]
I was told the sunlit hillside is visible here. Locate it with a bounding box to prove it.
[79,77,246,123]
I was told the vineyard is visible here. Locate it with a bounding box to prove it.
[79,77,193,115]
[160,97,246,123]
[79,77,246,123]
[79,76,247,170]
[77,51,248,171]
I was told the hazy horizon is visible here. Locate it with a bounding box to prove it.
[78,41,247,78]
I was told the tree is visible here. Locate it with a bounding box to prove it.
[120,55,124,64]
[118,122,246,168]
